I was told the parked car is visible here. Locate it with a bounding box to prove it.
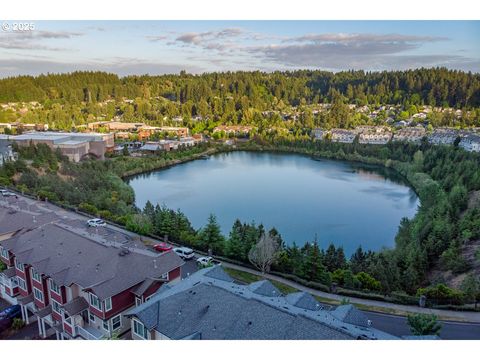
[87,218,106,227]
[196,256,221,267]
[1,190,16,197]
[153,242,173,253]
[173,247,195,260]
[0,305,21,321]
[0,305,22,334]
[196,256,214,267]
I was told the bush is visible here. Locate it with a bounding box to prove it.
[11,318,25,331]
[417,284,465,306]
[78,202,98,215]
[336,288,387,302]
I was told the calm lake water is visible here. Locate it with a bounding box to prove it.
[127,151,419,255]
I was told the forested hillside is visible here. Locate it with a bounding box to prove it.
[1,68,479,108]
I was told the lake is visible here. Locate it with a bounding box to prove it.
[127,151,419,255]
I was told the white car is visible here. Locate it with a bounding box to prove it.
[1,190,16,197]
[196,256,213,267]
[87,218,107,227]
[173,247,195,260]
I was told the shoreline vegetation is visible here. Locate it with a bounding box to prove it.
[1,137,479,311]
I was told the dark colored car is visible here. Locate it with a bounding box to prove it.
[0,305,21,334]
[153,242,173,253]
[0,305,21,320]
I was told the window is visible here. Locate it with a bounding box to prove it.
[103,320,110,332]
[135,297,143,307]
[64,316,72,326]
[89,293,102,311]
[88,312,96,323]
[17,276,26,291]
[0,247,8,259]
[133,319,148,339]
[31,268,41,283]
[14,259,24,272]
[33,288,44,303]
[111,315,121,331]
[50,279,60,295]
[52,300,62,315]
[104,297,112,312]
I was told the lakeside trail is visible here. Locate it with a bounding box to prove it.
[220,262,480,323]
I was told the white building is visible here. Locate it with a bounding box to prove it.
[459,134,480,152]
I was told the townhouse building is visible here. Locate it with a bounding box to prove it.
[329,129,356,143]
[459,134,480,152]
[427,129,459,146]
[126,266,398,340]
[393,127,426,143]
[0,196,183,340]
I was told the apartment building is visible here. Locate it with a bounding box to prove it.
[329,129,356,143]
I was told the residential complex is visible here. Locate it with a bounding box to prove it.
[0,195,184,339]
[126,266,397,340]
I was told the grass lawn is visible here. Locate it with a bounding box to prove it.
[223,267,309,295]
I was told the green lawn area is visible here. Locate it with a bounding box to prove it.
[222,267,301,295]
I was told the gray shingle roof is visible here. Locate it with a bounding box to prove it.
[2,267,16,278]
[1,217,183,300]
[248,280,281,297]
[203,266,234,282]
[126,266,397,340]
[285,292,322,311]
[63,297,89,316]
[331,304,369,328]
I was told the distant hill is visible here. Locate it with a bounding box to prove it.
[1,68,479,108]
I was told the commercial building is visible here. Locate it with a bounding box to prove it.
[9,132,114,162]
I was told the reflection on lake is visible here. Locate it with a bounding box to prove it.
[127,151,419,255]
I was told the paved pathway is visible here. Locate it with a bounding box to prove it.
[221,262,480,323]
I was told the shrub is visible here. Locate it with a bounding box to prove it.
[417,284,465,306]
[78,202,98,215]
[11,318,25,331]
[407,313,442,336]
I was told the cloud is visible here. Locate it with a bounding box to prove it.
[0,57,204,77]
[0,30,84,51]
[284,33,448,44]
[244,32,479,72]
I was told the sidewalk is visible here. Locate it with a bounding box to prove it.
[221,262,480,323]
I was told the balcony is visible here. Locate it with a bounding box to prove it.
[76,325,104,340]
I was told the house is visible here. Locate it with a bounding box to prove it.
[329,129,356,143]
[427,129,459,146]
[393,127,426,143]
[459,134,480,152]
[358,132,392,145]
[10,132,114,162]
[212,125,253,136]
[0,196,184,340]
[312,128,325,140]
[0,135,17,165]
[125,266,398,340]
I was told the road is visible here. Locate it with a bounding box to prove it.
[366,311,480,340]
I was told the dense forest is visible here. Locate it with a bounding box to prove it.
[1,68,479,108]
[1,138,479,307]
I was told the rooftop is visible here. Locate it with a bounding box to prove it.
[126,266,398,340]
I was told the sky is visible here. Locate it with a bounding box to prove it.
[0,20,479,77]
